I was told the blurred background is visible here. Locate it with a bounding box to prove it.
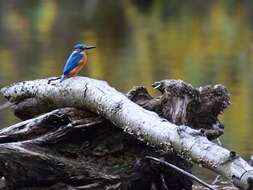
[0,0,253,186]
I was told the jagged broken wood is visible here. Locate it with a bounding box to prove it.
[1,77,253,190]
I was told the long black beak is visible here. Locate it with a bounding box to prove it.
[85,45,96,50]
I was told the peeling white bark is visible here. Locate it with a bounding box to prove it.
[1,77,253,190]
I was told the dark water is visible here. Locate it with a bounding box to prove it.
[0,1,253,188]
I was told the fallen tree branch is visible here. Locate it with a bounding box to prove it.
[146,156,216,190]
[1,77,253,190]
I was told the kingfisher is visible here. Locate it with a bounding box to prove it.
[48,43,96,84]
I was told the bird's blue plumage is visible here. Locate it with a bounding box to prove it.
[60,75,65,82]
[56,43,95,83]
[63,51,83,75]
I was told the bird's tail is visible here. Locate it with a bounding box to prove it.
[60,75,66,83]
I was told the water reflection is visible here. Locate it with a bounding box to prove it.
[0,0,253,187]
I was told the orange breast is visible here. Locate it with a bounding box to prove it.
[69,53,87,77]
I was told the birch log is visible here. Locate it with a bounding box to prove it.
[1,77,253,190]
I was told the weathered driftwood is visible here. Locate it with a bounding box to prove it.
[146,156,216,190]
[0,108,193,190]
[0,77,252,190]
